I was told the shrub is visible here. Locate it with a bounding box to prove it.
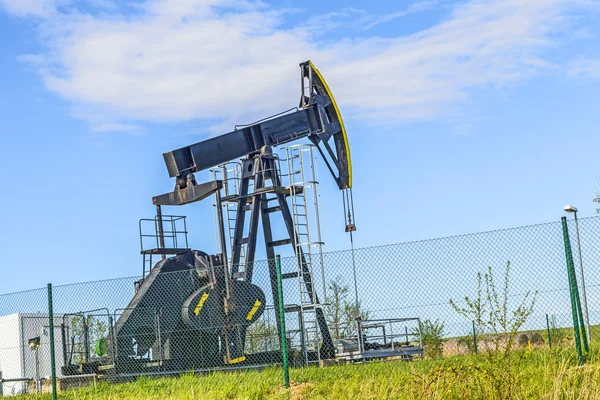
[412,319,446,358]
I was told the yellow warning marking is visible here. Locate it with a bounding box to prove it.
[246,299,262,321]
[194,293,209,316]
[308,61,352,188]
[228,356,246,364]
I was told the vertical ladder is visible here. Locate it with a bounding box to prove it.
[285,144,325,365]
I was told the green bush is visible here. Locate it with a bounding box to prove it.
[413,319,446,358]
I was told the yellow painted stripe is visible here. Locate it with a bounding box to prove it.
[308,61,352,188]
[193,292,209,316]
[246,299,262,321]
[228,356,246,364]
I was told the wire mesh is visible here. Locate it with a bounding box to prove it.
[1,216,599,386]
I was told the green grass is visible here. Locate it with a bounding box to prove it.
[16,343,600,400]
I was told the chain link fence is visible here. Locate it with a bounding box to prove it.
[1,216,599,395]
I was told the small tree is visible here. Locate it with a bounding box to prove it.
[450,261,537,352]
[450,261,537,399]
[326,277,348,340]
[325,276,368,340]
[412,319,446,358]
[343,299,369,338]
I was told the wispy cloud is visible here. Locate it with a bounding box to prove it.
[568,58,600,78]
[0,0,119,18]
[361,1,439,31]
[0,0,62,17]
[298,7,365,37]
[1,0,597,133]
[91,122,143,134]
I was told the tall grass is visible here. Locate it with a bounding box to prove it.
[16,344,600,400]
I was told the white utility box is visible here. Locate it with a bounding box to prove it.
[0,313,67,396]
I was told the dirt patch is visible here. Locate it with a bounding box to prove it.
[443,339,472,356]
[290,382,315,400]
[273,381,315,400]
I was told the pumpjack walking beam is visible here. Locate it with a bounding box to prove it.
[163,61,352,192]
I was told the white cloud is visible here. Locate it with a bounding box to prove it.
[568,58,600,78]
[330,0,577,120]
[0,0,118,18]
[90,122,143,134]
[2,0,596,132]
[362,1,438,31]
[0,0,59,17]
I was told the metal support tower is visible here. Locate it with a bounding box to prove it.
[221,146,335,360]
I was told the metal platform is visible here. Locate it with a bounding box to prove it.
[138,215,190,277]
[336,346,424,363]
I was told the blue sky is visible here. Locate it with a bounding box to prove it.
[1,0,600,293]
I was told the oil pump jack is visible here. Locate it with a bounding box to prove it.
[107,61,355,374]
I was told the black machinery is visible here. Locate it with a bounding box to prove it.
[61,61,356,375]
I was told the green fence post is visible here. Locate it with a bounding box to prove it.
[569,255,589,354]
[546,314,552,349]
[47,283,58,400]
[573,276,589,355]
[472,321,477,354]
[562,217,584,365]
[275,255,289,388]
[564,217,589,354]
